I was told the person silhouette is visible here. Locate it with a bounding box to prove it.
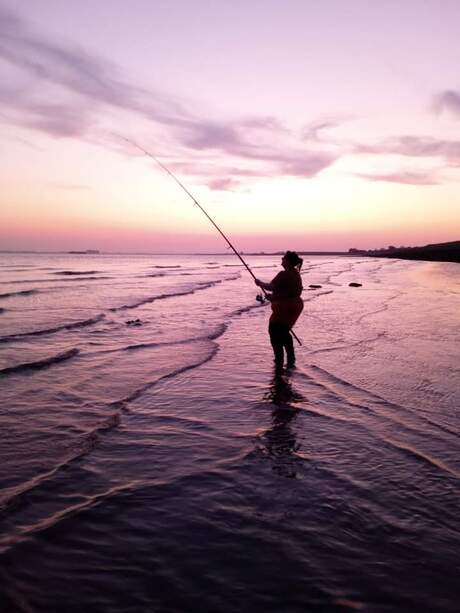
[255,251,304,369]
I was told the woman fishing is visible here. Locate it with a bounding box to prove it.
[116,138,305,368]
[255,251,304,368]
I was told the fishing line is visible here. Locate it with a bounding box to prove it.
[113,133,301,345]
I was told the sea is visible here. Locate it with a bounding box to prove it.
[0,252,459,613]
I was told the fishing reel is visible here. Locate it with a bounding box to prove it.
[256,293,266,304]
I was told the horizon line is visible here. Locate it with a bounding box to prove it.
[1,239,458,257]
[0,249,351,256]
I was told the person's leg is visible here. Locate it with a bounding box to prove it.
[268,322,284,366]
[283,326,295,366]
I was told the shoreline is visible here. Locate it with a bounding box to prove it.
[348,240,460,264]
[1,246,459,265]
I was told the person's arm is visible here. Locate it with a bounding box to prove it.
[255,271,284,292]
[254,278,274,291]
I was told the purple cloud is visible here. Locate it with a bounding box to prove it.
[207,177,241,191]
[354,135,460,166]
[434,90,460,118]
[0,6,188,136]
[0,6,339,187]
[279,152,337,175]
[302,116,350,142]
[177,117,338,179]
[238,116,286,131]
[182,122,241,150]
[356,171,439,185]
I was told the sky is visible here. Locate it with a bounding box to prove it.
[1,0,459,253]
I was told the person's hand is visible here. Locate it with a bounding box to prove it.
[254,278,262,287]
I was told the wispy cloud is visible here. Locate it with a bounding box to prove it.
[355,171,439,185]
[1,131,43,150]
[0,6,339,189]
[0,6,188,136]
[354,135,460,164]
[207,177,241,191]
[350,133,460,188]
[345,93,460,184]
[302,116,352,143]
[351,135,452,185]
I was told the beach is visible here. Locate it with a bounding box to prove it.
[0,253,459,612]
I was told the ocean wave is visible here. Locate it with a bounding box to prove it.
[356,292,402,323]
[222,264,276,269]
[0,314,105,343]
[381,437,460,480]
[307,332,387,356]
[141,273,167,278]
[304,290,334,300]
[233,302,266,318]
[52,270,99,275]
[0,348,80,376]
[206,322,228,340]
[0,348,222,544]
[123,322,228,348]
[152,265,181,269]
[59,276,112,282]
[109,276,240,312]
[0,289,38,300]
[0,343,221,532]
[295,370,453,458]
[0,478,138,555]
[109,288,197,311]
[304,364,460,440]
[0,278,54,284]
[0,277,112,285]
[0,410,123,515]
[121,344,219,404]
[90,323,229,356]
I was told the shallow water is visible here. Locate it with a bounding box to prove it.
[0,253,459,612]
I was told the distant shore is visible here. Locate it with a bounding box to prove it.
[348,240,460,264]
[1,240,459,263]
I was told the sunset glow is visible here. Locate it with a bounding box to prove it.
[1,0,459,253]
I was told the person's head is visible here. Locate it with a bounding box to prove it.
[282,250,303,271]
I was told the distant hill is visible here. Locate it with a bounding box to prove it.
[350,241,460,263]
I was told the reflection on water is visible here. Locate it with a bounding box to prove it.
[264,368,305,406]
[414,261,460,294]
[259,369,305,478]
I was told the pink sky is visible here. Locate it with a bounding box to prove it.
[1,0,459,252]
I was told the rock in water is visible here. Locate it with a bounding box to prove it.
[349,282,362,287]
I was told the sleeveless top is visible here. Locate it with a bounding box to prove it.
[270,270,303,300]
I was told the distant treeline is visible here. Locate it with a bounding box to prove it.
[348,240,460,263]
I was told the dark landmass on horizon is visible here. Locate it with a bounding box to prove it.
[347,240,460,264]
[1,240,459,263]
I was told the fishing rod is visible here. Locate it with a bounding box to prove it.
[113,134,301,345]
